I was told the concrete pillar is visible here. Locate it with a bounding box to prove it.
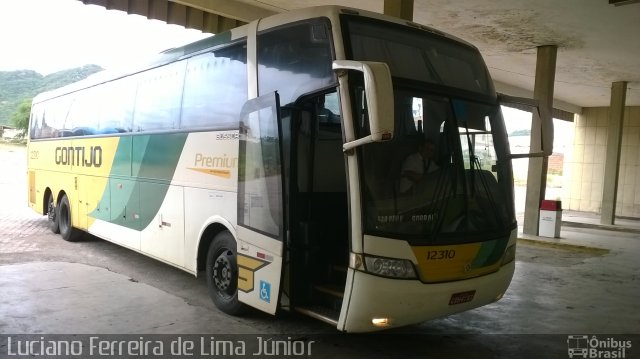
[600,82,628,225]
[523,45,557,235]
[383,0,414,20]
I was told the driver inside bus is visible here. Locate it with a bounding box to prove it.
[316,94,339,124]
[398,137,440,194]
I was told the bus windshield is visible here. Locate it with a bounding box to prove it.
[343,16,516,244]
[343,16,493,96]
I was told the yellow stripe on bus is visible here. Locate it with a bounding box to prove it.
[412,243,501,282]
[188,167,232,178]
[28,137,121,230]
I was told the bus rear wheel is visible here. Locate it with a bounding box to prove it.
[206,231,246,315]
[57,194,82,242]
[46,194,60,234]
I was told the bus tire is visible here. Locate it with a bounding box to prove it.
[206,231,246,315]
[46,193,60,234]
[57,194,82,242]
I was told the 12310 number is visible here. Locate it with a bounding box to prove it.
[426,249,456,260]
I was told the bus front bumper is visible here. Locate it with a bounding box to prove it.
[341,260,515,332]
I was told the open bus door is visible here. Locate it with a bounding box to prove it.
[236,92,285,314]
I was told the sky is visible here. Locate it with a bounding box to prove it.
[0,0,211,75]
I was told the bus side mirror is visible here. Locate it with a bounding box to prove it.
[498,93,553,159]
[333,60,394,152]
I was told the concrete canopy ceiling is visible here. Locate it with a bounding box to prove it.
[217,0,640,110]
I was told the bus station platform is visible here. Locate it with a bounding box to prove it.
[518,209,640,248]
[561,210,640,233]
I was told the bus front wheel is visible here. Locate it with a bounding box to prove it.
[206,231,246,315]
[46,194,60,234]
[57,194,82,242]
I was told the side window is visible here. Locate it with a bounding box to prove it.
[29,103,44,139]
[100,78,135,134]
[181,43,247,130]
[133,61,186,132]
[65,89,98,136]
[49,95,73,138]
[258,19,335,105]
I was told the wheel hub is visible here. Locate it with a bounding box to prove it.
[212,251,233,295]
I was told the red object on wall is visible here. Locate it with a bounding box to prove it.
[540,200,562,211]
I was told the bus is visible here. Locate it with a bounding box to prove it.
[27,5,522,332]
[567,335,589,358]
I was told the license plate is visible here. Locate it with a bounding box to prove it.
[449,290,476,305]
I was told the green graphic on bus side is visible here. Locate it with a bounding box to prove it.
[90,133,188,231]
[471,239,508,268]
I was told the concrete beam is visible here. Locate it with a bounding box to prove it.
[600,81,628,225]
[202,12,240,33]
[107,0,128,11]
[523,45,557,235]
[383,0,414,20]
[186,7,204,30]
[167,2,187,26]
[170,0,277,22]
[149,0,168,22]
[79,0,245,33]
[128,0,149,17]
[81,0,108,8]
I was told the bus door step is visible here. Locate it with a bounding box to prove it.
[314,284,344,298]
[294,305,339,326]
[332,264,347,273]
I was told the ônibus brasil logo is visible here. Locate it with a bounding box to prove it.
[567,335,632,358]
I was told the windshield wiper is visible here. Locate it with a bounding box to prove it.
[463,124,476,197]
[465,126,504,228]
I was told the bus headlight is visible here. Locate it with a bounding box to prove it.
[364,255,417,279]
[501,244,516,265]
[371,318,391,327]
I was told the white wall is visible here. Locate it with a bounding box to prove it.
[563,106,640,217]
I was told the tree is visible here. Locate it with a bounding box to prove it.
[10,98,32,139]
[0,65,102,126]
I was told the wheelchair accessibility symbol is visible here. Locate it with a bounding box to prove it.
[259,280,271,303]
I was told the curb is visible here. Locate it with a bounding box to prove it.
[561,220,640,234]
[517,237,610,255]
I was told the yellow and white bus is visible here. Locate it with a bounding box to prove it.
[28,6,520,332]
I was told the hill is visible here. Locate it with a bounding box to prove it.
[0,65,103,125]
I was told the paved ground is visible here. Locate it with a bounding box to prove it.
[0,143,639,358]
